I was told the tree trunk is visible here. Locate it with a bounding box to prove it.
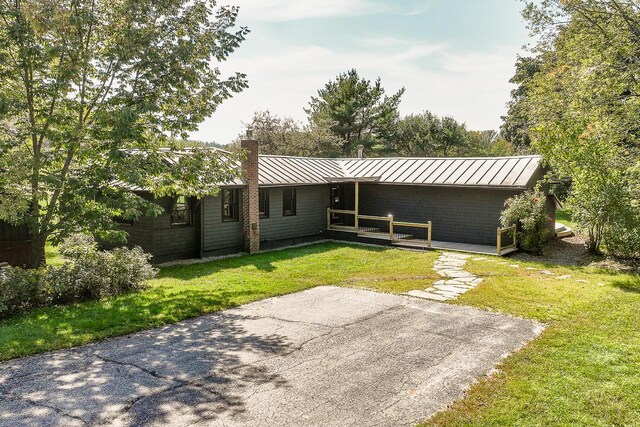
[26,232,46,269]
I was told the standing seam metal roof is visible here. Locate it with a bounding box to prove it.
[257,155,543,189]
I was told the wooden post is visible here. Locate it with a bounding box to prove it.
[428,221,432,248]
[389,215,394,240]
[327,207,331,230]
[354,181,359,231]
[496,227,502,255]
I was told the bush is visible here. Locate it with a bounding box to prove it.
[501,190,551,255]
[58,232,98,260]
[0,235,157,319]
[0,267,44,318]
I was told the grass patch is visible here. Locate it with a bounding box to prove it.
[423,257,640,426]
[0,242,439,361]
[556,209,579,231]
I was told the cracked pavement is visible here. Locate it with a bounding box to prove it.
[0,286,543,426]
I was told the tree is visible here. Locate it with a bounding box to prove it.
[523,0,640,256]
[0,0,249,267]
[500,56,542,150]
[467,130,515,157]
[306,69,404,156]
[243,111,341,157]
[393,111,471,157]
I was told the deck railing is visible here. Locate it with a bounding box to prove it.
[497,225,517,255]
[327,208,432,247]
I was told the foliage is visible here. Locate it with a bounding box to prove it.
[501,190,550,255]
[243,110,341,157]
[0,235,156,319]
[466,130,516,157]
[522,0,640,256]
[58,232,98,259]
[0,0,249,267]
[500,56,543,150]
[306,69,404,156]
[393,111,470,157]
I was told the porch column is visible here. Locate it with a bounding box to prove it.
[354,181,359,230]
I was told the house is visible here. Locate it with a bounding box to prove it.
[120,139,555,263]
[0,222,32,268]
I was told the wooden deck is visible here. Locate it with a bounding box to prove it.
[327,226,517,256]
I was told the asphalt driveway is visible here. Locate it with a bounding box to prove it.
[0,286,542,426]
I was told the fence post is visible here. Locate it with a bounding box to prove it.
[428,221,432,248]
[389,216,394,240]
[496,227,502,255]
[327,207,331,230]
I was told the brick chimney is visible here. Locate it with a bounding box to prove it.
[241,137,260,254]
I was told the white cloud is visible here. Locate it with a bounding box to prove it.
[226,0,388,22]
[190,36,519,145]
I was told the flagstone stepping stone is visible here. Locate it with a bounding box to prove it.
[406,252,484,302]
[406,290,450,301]
[557,275,571,279]
[576,279,589,284]
[509,264,520,268]
[434,284,471,293]
[541,270,555,275]
[472,257,487,261]
[526,267,537,270]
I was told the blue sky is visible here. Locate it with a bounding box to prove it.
[191,0,531,145]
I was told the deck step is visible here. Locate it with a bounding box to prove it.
[357,231,414,241]
[554,222,574,238]
[392,240,432,249]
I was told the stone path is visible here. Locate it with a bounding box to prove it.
[405,252,483,301]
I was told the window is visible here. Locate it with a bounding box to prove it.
[259,188,269,219]
[282,187,297,216]
[171,196,192,226]
[114,215,133,226]
[222,188,240,222]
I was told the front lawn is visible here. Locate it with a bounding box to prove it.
[0,242,439,360]
[424,258,640,426]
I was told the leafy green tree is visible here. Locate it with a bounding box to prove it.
[306,69,404,156]
[394,111,471,157]
[243,110,341,157]
[500,56,542,150]
[523,0,640,256]
[467,130,515,157]
[0,0,249,267]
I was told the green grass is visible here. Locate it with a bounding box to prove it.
[3,241,640,425]
[556,209,579,231]
[44,241,65,266]
[0,242,439,361]
[423,257,640,427]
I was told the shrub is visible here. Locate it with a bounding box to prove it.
[58,232,98,260]
[501,190,551,255]
[0,235,157,319]
[0,267,44,319]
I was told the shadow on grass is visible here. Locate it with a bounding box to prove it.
[158,241,390,280]
[610,276,640,294]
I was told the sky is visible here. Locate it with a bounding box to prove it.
[190,0,532,145]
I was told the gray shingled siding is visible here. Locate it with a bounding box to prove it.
[202,191,244,255]
[260,186,329,244]
[358,184,521,245]
[120,194,198,263]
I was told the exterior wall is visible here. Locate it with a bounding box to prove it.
[358,184,522,245]
[259,185,330,245]
[118,194,198,264]
[202,191,244,256]
[0,221,32,267]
